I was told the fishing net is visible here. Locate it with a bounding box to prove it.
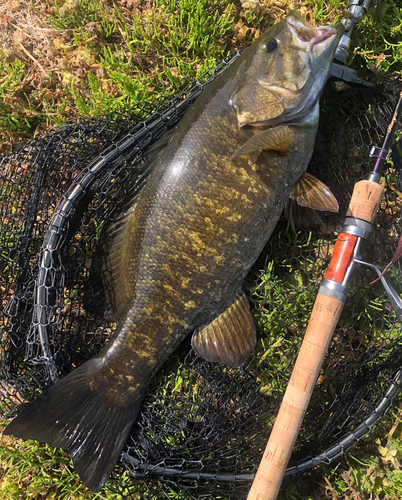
[1,52,402,499]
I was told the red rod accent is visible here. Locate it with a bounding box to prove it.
[324,233,358,283]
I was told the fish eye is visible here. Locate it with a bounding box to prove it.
[260,38,278,53]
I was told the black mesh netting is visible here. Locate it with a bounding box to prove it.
[1,53,402,499]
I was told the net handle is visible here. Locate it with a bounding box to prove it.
[247,180,384,500]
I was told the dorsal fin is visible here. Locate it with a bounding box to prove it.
[91,129,176,320]
[100,207,137,319]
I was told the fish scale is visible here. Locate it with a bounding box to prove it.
[5,12,342,493]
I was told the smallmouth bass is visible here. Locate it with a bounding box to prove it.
[5,12,342,492]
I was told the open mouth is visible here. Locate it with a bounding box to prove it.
[311,26,339,47]
[259,83,302,95]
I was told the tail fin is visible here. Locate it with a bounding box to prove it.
[4,359,140,492]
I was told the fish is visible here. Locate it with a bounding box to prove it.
[4,12,342,493]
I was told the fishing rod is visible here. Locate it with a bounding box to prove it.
[247,89,402,500]
[331,0,374,86]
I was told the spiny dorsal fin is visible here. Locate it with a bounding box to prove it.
[95,129,176,320]
[145,127,176,163]
[100,206,137,319]
[191,292,256,368]
[231,125,293,160]
[290,172,339,212]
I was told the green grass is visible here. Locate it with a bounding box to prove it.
[0,0,237,149]
[0,421,121,500]
[0,0,354,155]
[2,0,399,152]
[50,0,236,114]
[1,0,402,499]
[0,59,34,135]
[353,0,402,78]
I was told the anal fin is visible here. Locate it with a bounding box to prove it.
[191,292,256,368]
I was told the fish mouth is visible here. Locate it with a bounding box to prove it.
[232,16,343,128]
[259,83,301,96]
[257,25,339,95]
[255,24,341,120]
[310,26,339,48]
[287,11,339,49]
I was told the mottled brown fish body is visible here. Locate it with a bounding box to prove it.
[94,63,319,402]
[4,13,342,493]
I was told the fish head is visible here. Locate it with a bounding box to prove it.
[230,11,343,127]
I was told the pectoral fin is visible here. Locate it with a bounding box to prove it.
[290,172,339,212]
[231,126,293,160]
[191,293,256,368]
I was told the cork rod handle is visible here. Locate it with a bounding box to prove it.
[247,179,384,500]
[247,294,343,500]
[346,180,384,220]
